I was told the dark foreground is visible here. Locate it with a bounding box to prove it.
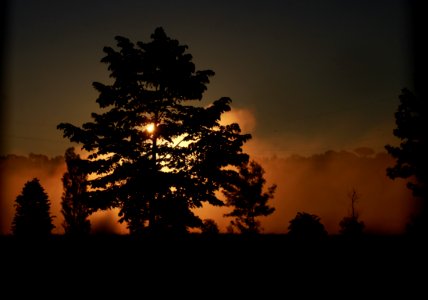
[1,234,427,296]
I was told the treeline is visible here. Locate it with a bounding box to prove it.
[4,27,427,239]
[9,168,366,240]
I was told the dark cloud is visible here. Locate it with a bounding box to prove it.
[4,0,410,157]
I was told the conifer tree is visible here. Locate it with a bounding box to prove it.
[12,178,55,236]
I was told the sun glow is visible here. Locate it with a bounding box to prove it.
[146,123,155,133]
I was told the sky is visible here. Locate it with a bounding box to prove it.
[3,0,412,157]
[0,1,416,234]
[0,151,413,235]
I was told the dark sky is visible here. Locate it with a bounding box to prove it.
[3,0,412,157]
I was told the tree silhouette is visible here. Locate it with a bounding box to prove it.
[226,224,235,234]
[224,160,276,234]
[11,178,55,237]
[57,27,251,235]
[61,147,91,236]
[288,212,327,241]
[201,219,220,235]
[385,88,428,233]
[339,189,364,237]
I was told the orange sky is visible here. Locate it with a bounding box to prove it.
[0,107,414,235]
[0,147,413,235]
[1,0,417,236]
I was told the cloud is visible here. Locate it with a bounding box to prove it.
[0,153,127,235]
[255,151,413,234]
[244,119,398,159]
[196,150,413,235]
[220,107,256,133]
[89,209,128,235]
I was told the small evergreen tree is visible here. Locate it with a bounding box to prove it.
[224,160,276,234]
[11,178,55,237]
[61,147,91,236]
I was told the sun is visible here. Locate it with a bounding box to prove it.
[146,123,155,133]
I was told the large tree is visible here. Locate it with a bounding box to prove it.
[61,147,91,236]
[385,88,428,232]
[58,27,251,235]
[11,178,55,237]
[223,160,276,234]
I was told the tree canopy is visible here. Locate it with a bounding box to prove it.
[224,160,276,234]
[61,147,91,236]
[386,88,428,199]
[386,88,428,233]
[58,27,251,235]
[201,219,220,235]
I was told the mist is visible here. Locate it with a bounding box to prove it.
[0,154,65,234]
[1,149,414,235]
[256,150,413,234]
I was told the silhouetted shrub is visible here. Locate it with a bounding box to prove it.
[339,217,364,237]
[288,212,327,241]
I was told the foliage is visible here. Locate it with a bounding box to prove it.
[11,178,55,236]
[61,147,91,236]
[288,212,327,241]
[224,160,276,234]
[386,88,428,233]
[58,27,250,235]
[201,219,220,235]
[386,88,428,199]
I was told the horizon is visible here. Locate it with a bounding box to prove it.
[0,1,422,237]
[0,148,413,235]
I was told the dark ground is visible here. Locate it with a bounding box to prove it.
[1,234,427,296]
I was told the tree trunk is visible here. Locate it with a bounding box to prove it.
[149,125,158,232]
